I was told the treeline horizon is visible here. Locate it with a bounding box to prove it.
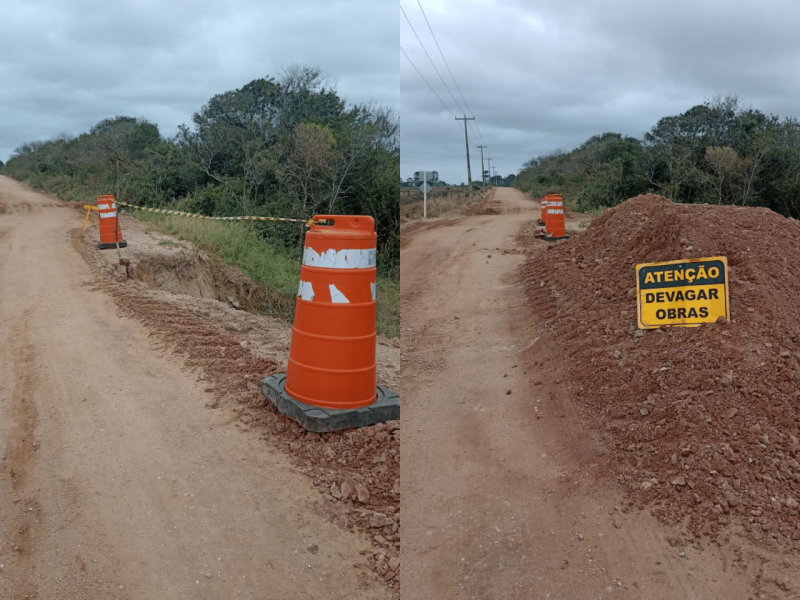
[1,65,399,273]
[515,94,800,219]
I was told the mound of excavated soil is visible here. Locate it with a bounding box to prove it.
[523,194,800,548]
[464,198,502,215]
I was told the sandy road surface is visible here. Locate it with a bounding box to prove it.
[400,187,788,600]
[0,175,386,599]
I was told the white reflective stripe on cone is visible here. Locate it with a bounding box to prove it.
[302,247,377,269]
[297,281,315,301]
[328,284,350,304]
[97,204,110,210]
[370,282,376,301]
[99,211,117,218]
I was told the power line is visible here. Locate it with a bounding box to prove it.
[402,1,493,181]
[400,46,456,118]
[415,0,485,146]
[400,4,466,116]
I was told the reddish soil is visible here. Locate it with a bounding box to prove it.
[0,175,399,599]
[73,204,402,596]
[522,194,800,548]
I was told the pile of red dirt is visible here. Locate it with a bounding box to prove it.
[522,194,800,548]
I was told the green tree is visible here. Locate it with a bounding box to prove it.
[280,122,337,218]
[2,66,399,272]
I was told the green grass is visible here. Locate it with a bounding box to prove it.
[583,205,607,219]
[132,211,400,339]
[400,189,484,221]
[577,205,607,228]
[376,272,399,340]
[157,239,186,249]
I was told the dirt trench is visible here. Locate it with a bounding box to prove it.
[82,215,275,314]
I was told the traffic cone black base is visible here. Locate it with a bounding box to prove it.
[261,373,400,433]
[544,233,570,242]
[98,240,127,249]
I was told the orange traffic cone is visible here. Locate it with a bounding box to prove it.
[261,215,399,432]
[286,215,377,409]
[96,195,127,249]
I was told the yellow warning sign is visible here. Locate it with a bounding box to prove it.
[636,257,729,329]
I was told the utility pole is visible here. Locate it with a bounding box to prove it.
[423,170,427,219]
[476,145,487,188]
[486,157,492,187]
[455,115,475,196]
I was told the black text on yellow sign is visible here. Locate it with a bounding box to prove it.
[636,257,729,329]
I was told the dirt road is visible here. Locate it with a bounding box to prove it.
[0,175,388,599]
[400,187,792,599]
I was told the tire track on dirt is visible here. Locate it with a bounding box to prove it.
[6,310,38,489]
[2,309,42,599]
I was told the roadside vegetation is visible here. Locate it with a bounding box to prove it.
[1,65,399,337]
[134,211,399,338]
[515,94,800,218]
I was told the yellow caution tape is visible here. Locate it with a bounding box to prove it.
[116,201,316,226]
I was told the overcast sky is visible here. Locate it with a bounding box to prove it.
[401,0,800,185]
[0,0,397,164]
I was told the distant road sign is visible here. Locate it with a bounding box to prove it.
[419,182,432,194]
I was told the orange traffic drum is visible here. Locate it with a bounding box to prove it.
[96,195,127,249]
[540,195,551,226]
[285,215,377,410]
[546,194,567,239]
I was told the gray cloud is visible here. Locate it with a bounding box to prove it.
[401,0,800,185]
[0,0,397,162]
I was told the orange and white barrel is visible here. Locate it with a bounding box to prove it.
[540,196,549,225]
[546,194,567,238]
[96,195,126,249]
[285,215,377,409]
